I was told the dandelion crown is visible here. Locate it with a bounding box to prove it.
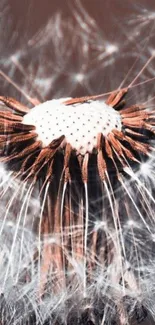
[0,87,153,179]
[0,83,155,325]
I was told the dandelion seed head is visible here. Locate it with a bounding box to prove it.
[23,99,122,155]
[1,0,155,323]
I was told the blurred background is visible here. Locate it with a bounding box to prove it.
[1,0,155,107]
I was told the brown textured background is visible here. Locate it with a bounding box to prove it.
[1,0,155,103]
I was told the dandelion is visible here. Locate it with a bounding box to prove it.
[0,77,155,324]
[1,1,155,324]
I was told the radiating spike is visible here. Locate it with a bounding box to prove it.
[108,133,124,157]
[124,135,150,155]
[63,94,107,106]
[13,123,36,131]
[122,117,148,128]
[112,129,125,140]
[109,88,128,107]
[96,132,104,150]
[120,143,139,163]
[108,133,127,168]
[121,110,149,119]
[0,126,16,134]
[0,132,37,145]
[97,150,107,180]
[0,131,31,140]
[0,118,17,125]
[39,159,54,195]
[0,111,22,121]
[82,153,89,183]
[105,138,121,178]
[105,138,114,160]
[106,90,119,105]
[0,96,30,114]
[120,104,145,115]
[124,128,146,138]
[30,148,52,175]
[49,135,65,149]
[97,133,107,181]
[143,122,155,134]
[20,152,37,173]
[122,117,155,132]
[0,140,42,162]
[64,143,72,183]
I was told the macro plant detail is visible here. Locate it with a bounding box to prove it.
[0,84,155,324]
[0,87,154,180]
[1,0,155,324]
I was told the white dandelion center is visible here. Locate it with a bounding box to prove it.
[23,98,122,155]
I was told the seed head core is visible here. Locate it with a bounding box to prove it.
[23,98,122,155]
